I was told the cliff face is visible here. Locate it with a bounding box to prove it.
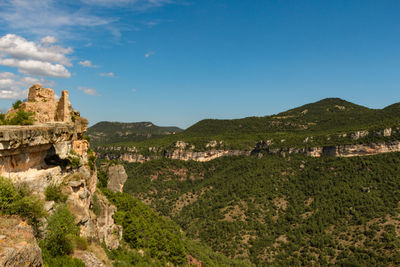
[0,84,122,264]
[100,138,400,164]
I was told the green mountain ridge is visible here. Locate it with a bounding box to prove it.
[87,121,183,146]
[94,98,400,153]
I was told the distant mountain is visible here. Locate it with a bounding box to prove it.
[92,98,400,153]
[184,98,399,136]
[87,121,183,146]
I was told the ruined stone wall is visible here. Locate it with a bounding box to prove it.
[7,84,74,124]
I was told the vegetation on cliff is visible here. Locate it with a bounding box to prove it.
[97,173,252,266]
[120,152,400,265]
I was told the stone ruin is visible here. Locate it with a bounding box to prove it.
[6,84,77,124]
[0,84,89,173]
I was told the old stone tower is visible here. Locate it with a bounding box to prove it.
[12,84,74,123]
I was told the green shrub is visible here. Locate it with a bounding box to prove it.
[73,236,88,250]
[42,205,80,256]
[67,156,81,169]
[45,184,68,203]
[0,177,46,233]
[88,149,96,171]
[0,114,5,125]
[12,100,22,110]
[6,110,35,125]
[91,192,102,216]
[41,248,85,267]
[97,170,108,188]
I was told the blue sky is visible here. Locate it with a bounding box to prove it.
[0,0,399,128]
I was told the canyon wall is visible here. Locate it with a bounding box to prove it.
[99,140,400,164]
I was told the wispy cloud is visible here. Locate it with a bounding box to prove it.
[0,71,55,99]
[0,0,173,38]
[145,51,155,58]
[79,60,98,68]
[78,86,100,96]
[81,0,172,9]
[0,34,72,77]
[99,72,114,77]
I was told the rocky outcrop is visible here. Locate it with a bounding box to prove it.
[0,216,43,267]
[105,164,128,193]
[92,192,122,249]
[0,84,121,264]
[7,84,76,124]
[73,250,105,267]
[0,123,88,174]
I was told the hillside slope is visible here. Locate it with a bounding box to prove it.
[87,121,183,146]
[121,153,400,266]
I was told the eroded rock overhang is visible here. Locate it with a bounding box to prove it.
[0,122,88,173]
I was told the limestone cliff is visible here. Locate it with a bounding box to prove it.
[99,130,400,163]
[0,84,121,265]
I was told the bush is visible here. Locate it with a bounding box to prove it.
[12,100,22,110]
[41,248,85,267]
[97,170,108,188]
[88,149,96,171]
[6,110,35,125]
[91,192,102,216]
[67,156,82,169]
[45,184,67,203]
[42,205,80,256]
[0,177,46,233]
[73,236,88,250]
[0,114,5,125]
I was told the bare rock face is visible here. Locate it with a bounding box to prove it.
[73,250,105,267]
[93,192,122,249]
[106,164,128,193]
[0,216,43,267]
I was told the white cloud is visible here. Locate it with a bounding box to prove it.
[0,34,72,77]
[0,34,72,65]
[41,36,58,44]
[131,88,137,92]
[0,0,113,37]
[99,72,114,77]
[79,60,97,68]
[0,71,55,99]
[78,86,100,96]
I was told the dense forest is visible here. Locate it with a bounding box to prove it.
[89,97,400,266]
[119,152,400,266]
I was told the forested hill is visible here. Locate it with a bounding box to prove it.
[95,98,400,153]
[87,121,183,146]
[184,98,400,136]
